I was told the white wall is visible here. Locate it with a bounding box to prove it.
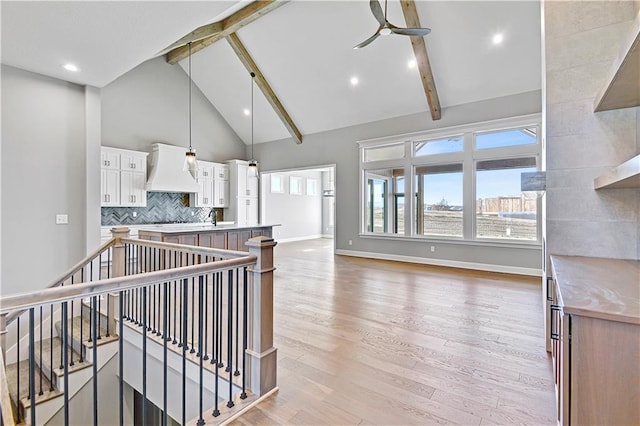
[101,57,246,163]
[544,1,640,259]
[263,170,323,242]
[253,91,543,274]
[1,65,87,296]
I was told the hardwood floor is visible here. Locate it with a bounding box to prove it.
[231,238,556,425]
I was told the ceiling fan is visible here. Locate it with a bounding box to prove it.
[354,0,431,49]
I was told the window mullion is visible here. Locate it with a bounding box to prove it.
[463,132,475,241]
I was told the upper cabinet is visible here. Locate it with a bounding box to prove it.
[226,159,259,226]
[593,12,640,112]
[100,147,148,207]
[190,161,229,208]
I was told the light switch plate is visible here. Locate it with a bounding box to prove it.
[56,214,68,224]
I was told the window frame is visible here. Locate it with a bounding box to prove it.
[357,113,542,246]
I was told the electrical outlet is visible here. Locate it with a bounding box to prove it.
[430,246,435,253]
[132,211,137,218]
[348,240,353,246]
[56,214,68,225]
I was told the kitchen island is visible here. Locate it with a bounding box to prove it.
[137,223,277,252]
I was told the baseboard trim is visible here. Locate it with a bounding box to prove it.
[335,249,542,277]
[277,234,323,243]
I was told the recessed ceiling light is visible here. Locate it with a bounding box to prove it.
[63,63,79,72]
[408,59,417,69]
[243,108,251,116]
[492,33,504,45]
[350,76,359,86]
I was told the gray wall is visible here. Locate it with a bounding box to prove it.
[262,170,323,241]
[101,57,246,162]
[1,65,87,295]
[252,90,543,273]
[545,1,640,259]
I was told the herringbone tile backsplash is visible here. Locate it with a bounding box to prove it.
[101,192,218,226]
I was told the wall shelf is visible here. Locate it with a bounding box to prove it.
[593,11,640,112]
[594,154,640,189]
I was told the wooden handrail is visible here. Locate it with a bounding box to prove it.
[0,254,257,314]
[4,238,116,326]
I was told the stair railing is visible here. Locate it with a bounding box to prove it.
[0,227,277,425]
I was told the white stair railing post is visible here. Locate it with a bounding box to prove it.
[245,236,277,396]
[110,227,130,333]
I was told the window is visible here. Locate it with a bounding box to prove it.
[290,176,303,195]
[358,115,541,244]
[270,175,284,193]
[363,143,404,162]
[306,179,317,196]
[364,168,404,234]
[476,157,538,240]
[415,164,463,237]
[414,136,463,157]
[475,127,537,150]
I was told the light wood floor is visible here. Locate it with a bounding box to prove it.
[231,238,556,425]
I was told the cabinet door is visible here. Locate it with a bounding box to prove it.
[236,198,248,225]
[198,162,214,180]
[121,153,145,171]
[237,163,249,197]
[215,165,229,180]
[246,174,259,197]
[192,178,213,207]
[101,149,120,170]
[213,179,229,207]
[246,197,258,225]
[101,168,120,206]
[121,171,146,207]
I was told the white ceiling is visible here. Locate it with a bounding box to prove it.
[1,1,541,145]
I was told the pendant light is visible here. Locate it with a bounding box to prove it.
[247,72,259,179]
[183,42,198,179]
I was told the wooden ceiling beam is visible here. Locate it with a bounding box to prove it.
[400,1,442,120]
[165,0,287,65]
[226,33,303,144]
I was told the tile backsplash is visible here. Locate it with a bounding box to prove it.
[101,192,220,226]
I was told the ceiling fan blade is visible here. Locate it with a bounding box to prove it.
[353,31,381,49]
[390,27,431,36]
[369,0,386,26]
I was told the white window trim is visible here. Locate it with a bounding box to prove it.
[358,113,542,245]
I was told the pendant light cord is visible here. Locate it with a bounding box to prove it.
[251,72,255,160]
[188,42,192,151]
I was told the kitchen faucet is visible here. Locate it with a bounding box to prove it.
[208,208,217,226]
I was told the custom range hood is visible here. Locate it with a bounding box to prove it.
[146,143,199,193]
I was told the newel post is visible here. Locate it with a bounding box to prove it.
[245,236,278,396]
[109,227,130,332]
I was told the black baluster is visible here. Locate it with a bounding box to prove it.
[173,252,178,344]
[50,304,54,392]
[197,275,205,426]
[151,284,156,334]
[80,268,84,360]
[163,282,168,426]
[70,276,75,367]
[234,268,240,376]
[203,271,209,361]
[119,291,124,426]
[93,296,99,426]
[39,306,43,396]
[29,309,36,423]
[190,255,195,354]
[62,302,69,424]
[16,318,20,422]
[106,291,111,337]
[227,270,234,408]
[182,278,188,426]
[178,279,183,348]
[142,286,147,426]
[217,272,224,369]
[241,267,248,399]
[210,271,217,365]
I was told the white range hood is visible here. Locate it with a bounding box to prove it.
[146,143,199,193]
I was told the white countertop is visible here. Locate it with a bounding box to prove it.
[102,222,279,234]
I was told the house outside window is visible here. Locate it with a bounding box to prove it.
[358,114,541,245]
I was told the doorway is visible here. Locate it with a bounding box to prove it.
[260,165,336,247]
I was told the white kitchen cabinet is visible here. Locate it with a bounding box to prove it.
[190,160,215,208]
[101,168,120,206]
[120,171,146,207]
[226,159,259,225]
[215,164,229,180]
[213,179,229,207]
[101,150,120,170]
[100,147,148,207]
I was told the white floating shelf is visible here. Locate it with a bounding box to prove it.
[594,154,640,189]
[593,11,640,112]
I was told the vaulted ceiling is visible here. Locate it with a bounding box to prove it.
[1,1,541,145]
